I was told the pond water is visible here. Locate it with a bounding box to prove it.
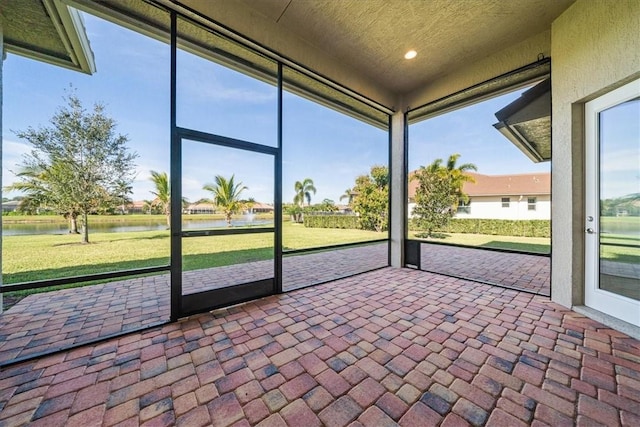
[2,217,274,236]
[600,217,640,238]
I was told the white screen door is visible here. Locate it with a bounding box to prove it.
[585,78,640,327]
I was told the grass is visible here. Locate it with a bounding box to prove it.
[409,230,640,264]
[4,218,635,308]
[1,213,269,224]
[409,232,551,254]
[2,221,383,286]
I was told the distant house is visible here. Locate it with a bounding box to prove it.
[184,203,215,215]
[408,172,551,220]
[250,203,274,214]
[2,200,21,213]
[336,204,353,214]
[127,200,147,214]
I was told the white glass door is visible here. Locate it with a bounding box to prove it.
[585,78,640,326]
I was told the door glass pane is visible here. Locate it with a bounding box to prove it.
[181,140,274,297]
[598,97,640,301]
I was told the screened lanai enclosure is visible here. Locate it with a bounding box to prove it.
[4,0,635,369]
[0,1,392,365]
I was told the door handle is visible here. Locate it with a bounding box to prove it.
[586,228,595,234]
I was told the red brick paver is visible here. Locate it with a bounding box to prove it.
[0,243,387,365]
[420,243,551,295]
[1,267,638,426]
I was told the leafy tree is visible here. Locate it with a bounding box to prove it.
[114,179,133,214]
[425,153,477,208]
[352,165,388,232]
[203,174,248,226]
[8,93,137,243]
[314,198,338,212]
[293,178,316,207]
[411,168,457,237]
[412,153,477,236]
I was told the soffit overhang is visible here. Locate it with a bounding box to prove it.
[493,78,552,163]
[0,0,95,74]
[175,0,575,108]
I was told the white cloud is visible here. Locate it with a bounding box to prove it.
[2,139,31,160]
[177,60,276,105]
[2,139,32,193]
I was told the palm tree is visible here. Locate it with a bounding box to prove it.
[6,164,82,233]
[142,199,154,215]
[293,178,316,207]
[149,170,171,228]
[202,174,248,226]
[425,153,477,210]
[340,187,354,205]
[114,180,133,215]
[444,153,477,204]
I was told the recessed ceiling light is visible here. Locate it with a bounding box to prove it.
[404,50,417,60]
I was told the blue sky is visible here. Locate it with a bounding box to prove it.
[598,99,640,199]
[409,93,550,175]
[3,12,558,207]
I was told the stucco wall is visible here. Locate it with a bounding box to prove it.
[551,0,640,308]
[405,30,551,110]
[458,196,551,220]
[408,195,550,221]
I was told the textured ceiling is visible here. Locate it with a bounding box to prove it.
[231,0,575,97]
[0,0,95,73]
[1,0,69,61]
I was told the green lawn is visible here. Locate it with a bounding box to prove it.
[409,232,551,254]
[2,221,384,285]
[1,213,232,223]
[409,230,640,265]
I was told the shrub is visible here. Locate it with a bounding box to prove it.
[304,214,359,229]
[411,218,550,238]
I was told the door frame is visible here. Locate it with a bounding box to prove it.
[170,127,280,318]
[584,78,640,326]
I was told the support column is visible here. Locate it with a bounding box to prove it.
[0,20,4,313]
[389,111,407,267]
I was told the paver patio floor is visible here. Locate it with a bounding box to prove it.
[0,267,638,426]
[0,243,388,365]
[0,243,554,366]
[419,243,551,296]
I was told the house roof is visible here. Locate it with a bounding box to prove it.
[186,203,214,210]
[251,203,274,211]
[493,78,551,162]
[408,171,550,200]
[1,0,96,74]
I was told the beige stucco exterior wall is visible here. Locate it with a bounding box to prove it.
[551,0,640,308]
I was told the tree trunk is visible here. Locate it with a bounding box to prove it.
[69,213,79,234]
[226,212,232,227]
[82,212,89,244]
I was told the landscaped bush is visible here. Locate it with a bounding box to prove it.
[304,214,359,229]
[411,218,550,238]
